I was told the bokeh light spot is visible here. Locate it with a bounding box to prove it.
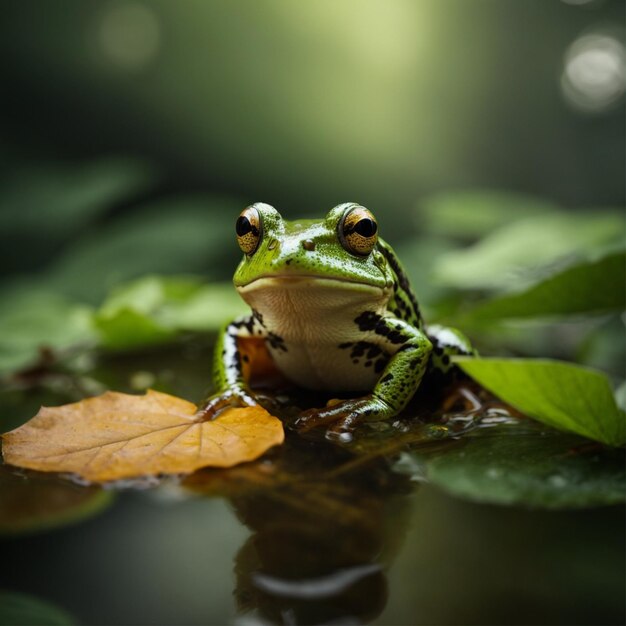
[99,1,160,71]
[561,0,604,6]
[561,32,625,112]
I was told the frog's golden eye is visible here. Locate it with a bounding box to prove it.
[236,206,262,255]
[339,206,378,256]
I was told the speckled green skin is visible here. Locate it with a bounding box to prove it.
[233,203,391,289]
[201,203,475,441]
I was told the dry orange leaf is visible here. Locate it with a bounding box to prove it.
[1,390,284,482]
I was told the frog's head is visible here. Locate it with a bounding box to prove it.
[232,203,394,295]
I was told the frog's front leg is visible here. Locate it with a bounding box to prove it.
[296,316,433,441]
[196,315,260,419]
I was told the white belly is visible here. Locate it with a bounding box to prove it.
[237,276,391,391]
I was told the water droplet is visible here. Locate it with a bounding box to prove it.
[130,370,156,390]
[548,474,568,488]
[426,425,449,439]
[486,467,502,479]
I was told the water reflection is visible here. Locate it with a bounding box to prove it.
[184,435,415,625]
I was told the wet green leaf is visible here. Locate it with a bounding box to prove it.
[0,591,75,626]
[432,211,622,291]
[0,290,96,376]
[94,276,246,349]
[417,190,557,239]
[461,250,626,323]
[418,426,625,509]
[455,357,626,446]
[0,465,113,535]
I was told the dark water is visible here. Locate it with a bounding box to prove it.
[1,343,625,625]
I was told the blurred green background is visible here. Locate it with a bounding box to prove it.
[0,3,625,625]
[0,0,624,382]
[0,0,624,280]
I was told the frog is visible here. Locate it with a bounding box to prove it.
[199,202,475,441]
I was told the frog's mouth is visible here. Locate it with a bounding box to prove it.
[236,274,389,296]
[237,275,391,323]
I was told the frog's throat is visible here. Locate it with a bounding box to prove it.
[236,275,390,297]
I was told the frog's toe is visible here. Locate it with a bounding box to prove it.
[294,406,342,432]
[194,397,224,421]
[195,388,257,421]
[296,396,384,437]
[325,413,361,443]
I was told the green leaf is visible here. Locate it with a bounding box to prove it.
[461,250,626,323]
[432,211,622,291]
[160,283,248,332]
[577,316,626,379]
[416,426,625,509]
[417,190,558,239]
[393,236,459,310]
[0,591,75,626]
[94,276,246,349]
[93,308,178,350]
[455,357,626,447]
[0,159,155,273]
[0,289,96,376]
[46,195,241,302]
[615,381,626,412]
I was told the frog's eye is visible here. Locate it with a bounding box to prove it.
[339,206,378,256]
[236,206,262,255]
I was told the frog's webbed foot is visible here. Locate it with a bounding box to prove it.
[195,387,258,421]
[295,395,392,443]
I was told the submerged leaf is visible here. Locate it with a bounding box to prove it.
[1,390,284,482]
[0,591,75,626]
[455,357,626,447]
[417,426,625,509]
[0,289,96,376]
[0,465,113,535]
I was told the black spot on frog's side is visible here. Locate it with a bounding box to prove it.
[233,317,256,335]
[378,243,423,326]
[386,328,409,345]
[354,311,381,332]
[354,311,409,344]
[266,331,287,352]
[374,358,388,373]
[338,341,387,369]
[252,309,265,328]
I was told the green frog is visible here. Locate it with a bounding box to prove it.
[200,202,474,441]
